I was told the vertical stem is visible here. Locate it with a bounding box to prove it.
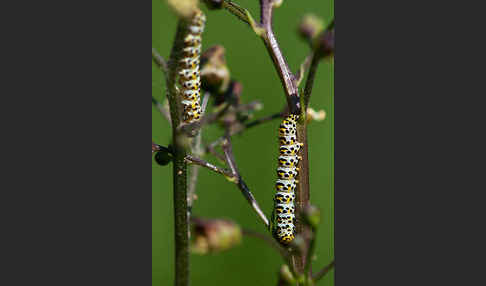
[293,121,310,279]
[172,136,189,286]
[166,20,190,286]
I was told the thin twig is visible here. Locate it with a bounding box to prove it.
[201,92,211,114]
[242,228,291,261]
[221,136,238,176]
[304,228,317,278]
[185,155,235,179]
[152,96,172,123]
[152,48,169,75]
[222,1,253,26]
[181,100,263,137]
[244,111,283,129]
[303,19,334,108]
[152,142,171,154]
[187,93,210,207]
[204,143,227,163]
[221,133,270,228]
[312,260,335,282]
[296,53,314,87]
[208,0,301,114]
[180,103,230,136]
[187,126,204,212]
[187,164,200,209]
[303,53,320,110]
[187,145,269,228]
[205,108,284,153]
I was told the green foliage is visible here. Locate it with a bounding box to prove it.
[153,0,334,285]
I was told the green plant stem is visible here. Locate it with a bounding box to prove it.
[304,227,317,281]
[166,19,190,286]
[303,53,320,109]
[172,135,189,286]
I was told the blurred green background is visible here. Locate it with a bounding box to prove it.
[152,1,333,285]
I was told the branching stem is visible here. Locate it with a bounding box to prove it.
[221,133,270,228]
[259,0,300,114]
[185,155,235,178]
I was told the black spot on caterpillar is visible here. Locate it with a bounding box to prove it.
[178,10,206,123]
[272,114,303,244]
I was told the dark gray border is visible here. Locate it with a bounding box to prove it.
[2,1,152,285]
[336,1,485,285]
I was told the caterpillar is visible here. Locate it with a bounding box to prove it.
[272,114,303,244]
[179,9,206,123]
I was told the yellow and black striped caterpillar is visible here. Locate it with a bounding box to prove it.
[272,114,303,244]
[179,9,206,123]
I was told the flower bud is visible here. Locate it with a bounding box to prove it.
[290,234,306,255]
[303,204,321,229]
[306,107,326,123]
[201,45,231,94]
[214,80,243,108]
[298,14,324,42]
[315,26,334,59]
[191,218,242,254]
[167,0,199,19]
[279,264,296,284]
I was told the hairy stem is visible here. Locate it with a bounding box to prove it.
[166,20,190,286]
